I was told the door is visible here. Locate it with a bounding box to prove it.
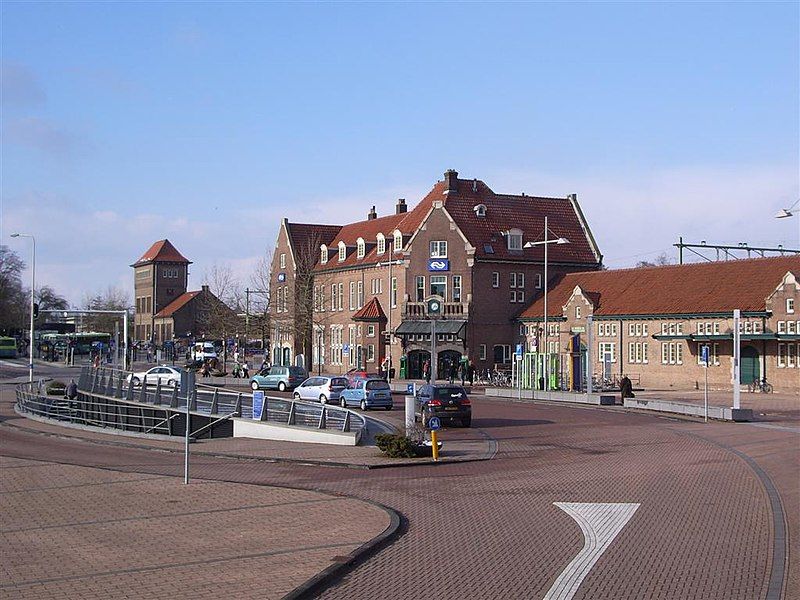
[740,346,760,384]
[408,350,430,379]
[438,350,462,381]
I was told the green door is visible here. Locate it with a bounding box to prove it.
[740,346,760,384]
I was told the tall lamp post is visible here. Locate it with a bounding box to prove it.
[524,216,569,390]
[377,257,403,384]
[10,233,35,383]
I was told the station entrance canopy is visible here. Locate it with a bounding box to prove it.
[394,320,466,336]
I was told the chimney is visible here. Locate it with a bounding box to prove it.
[396,198,407,214]
[444,169,458,194]
[367,206,377,220]
[201,285,209,294]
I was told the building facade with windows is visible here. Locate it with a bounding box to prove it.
[273,170,602,377]
[517,256,800,393]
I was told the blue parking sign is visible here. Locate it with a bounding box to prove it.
[701,345,710,365]
[252,391,265,420]
[428,416,441,430]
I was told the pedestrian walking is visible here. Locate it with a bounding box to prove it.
[458,359,467,386]
[242,360,249,378]
[448,360,457,384]
[423,359,431,384]
[468,360,475,386]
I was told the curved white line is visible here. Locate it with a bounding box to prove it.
[544,502,640,600]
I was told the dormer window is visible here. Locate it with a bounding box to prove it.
[473,204,487,217]
[357,237,365,259]
[338,241,346,262]
[507,228,523,251]
[320,244,328,264]
[393,230,403,252]
[377,233,386,255]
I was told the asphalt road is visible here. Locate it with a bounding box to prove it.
[1,360,797,599]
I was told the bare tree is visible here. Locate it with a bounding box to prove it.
[636,252,673,268]
[82,286,132,333]
[199,263,244,366]
[0,245,27,331]
[290,234,327,364]
[247,249,273,355]
[36,286,69,311]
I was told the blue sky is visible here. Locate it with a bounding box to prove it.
[2,2,798,305]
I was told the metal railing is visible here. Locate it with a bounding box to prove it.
[16,366,366,439]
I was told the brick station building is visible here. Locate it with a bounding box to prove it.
[517,255,800,393]
[269,170,602,378]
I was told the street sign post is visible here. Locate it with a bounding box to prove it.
[701,345,710,423]
[252,391,265,420]
[406,382,416,396]
[428,416,441,462]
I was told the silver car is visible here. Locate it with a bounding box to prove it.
[292,376,349,404]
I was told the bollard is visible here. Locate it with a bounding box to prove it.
[404,396,415,435]
[431,429,439,462]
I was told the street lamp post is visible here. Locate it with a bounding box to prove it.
[377,257,403,385]
[524,217,570,391]
[775,199,800,244]
[11,233,35,383]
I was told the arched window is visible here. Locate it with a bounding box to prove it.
[376,233,386,255]
[393,230,403,252]
[357,237,365,259]
[338,241,347,262]
[473,204,487,217]
[320,244,328,264]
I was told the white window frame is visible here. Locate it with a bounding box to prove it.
[391,277,397,308]
[357,280,364,308]
[517,290,525,303]
[338,242,346,262]
[507,229,523,251]
[535,274,542,289]
[376,233,386,255]
[479,344,487,360]
[787,344,796,368]
[430,240,448,258]
[357,238,365,259]
[394,230,403,252]
[349,282,356,310]
[416,276,425,302]
[280,253,286,269]
[510,273,517,288]
[598,342,616,363]
[778,321,787,334]
[778,343,786,368]
[320,245,328,264]
[576,306,581,320]
[367,324,375,337]
[430,275,447,299]
[492,272,499,288]
[788,321,797,335]
[788,298,795,314]
[452,275,462,302]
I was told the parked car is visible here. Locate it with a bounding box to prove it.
[292,376,349,404]
[127,366,184,387]
[415,384,471,427]
[339,378,393,410]
[250,365,308,392]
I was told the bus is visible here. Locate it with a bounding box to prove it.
[0,337,18,358]
[41,332,112,356]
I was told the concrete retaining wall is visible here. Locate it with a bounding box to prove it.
[233,418,361,446]
[484,387,617,406]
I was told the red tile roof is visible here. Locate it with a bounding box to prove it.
[352,297,387,321]
[286,222,342,255]
[132,239,191,267]
[519,256,800,319]
[315,174,601,271]
[154,291,200,318]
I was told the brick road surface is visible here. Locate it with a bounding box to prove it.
[1,380,796,599]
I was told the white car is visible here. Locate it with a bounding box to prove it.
[291,376,349,404]
[127,366,183,387]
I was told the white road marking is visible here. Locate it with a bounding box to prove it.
[544,502,640,600]
[0,360,27,369]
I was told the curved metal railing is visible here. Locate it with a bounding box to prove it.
[15,366,367,439]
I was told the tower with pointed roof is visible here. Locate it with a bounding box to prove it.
[131,240,192,342]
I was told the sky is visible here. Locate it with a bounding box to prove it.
[1,2,798,306]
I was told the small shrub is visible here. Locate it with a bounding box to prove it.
[375,433,418,458]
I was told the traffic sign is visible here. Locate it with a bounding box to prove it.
[343,343,350,355]
[515,343,523,357]
[406,382,416,395]
[701,345,710,366]
[252,391,265,420]
[428,416,441,430]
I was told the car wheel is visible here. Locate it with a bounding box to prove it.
[319,395,327,404]
[132,376,140,386]
[340,397,347,408]
[385,405,392,411]
[462,417,471,428]
[251,381,259,391]
[360,399,367,411]
[293,392,301,400]
[278,382,286,392]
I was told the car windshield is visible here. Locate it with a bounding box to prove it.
[330,378,348,387]
[365,380,390,391]
[435,387,465,400]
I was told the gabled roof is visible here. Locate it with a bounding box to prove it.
[286,222,341,254]
[154,291,200,318]
[132,239,191,267]
[352,297,387,322]
[519,256,800,319]
[314,172,601,272]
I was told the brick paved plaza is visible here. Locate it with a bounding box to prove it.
[1,377,797,599]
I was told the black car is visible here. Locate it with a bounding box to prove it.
[415,384,471,428]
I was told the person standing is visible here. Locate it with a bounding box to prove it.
[448,360,457,384]
[468,360,475,386]
[423,359,431,384]
[242,360,249,378]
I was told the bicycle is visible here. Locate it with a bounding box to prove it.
[747,378,773,393]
